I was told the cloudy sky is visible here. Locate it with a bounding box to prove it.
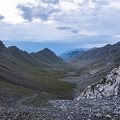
[0,0,120,54]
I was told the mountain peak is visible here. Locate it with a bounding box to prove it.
[43,48,51,52]
[0,40,5,50]
[8,46,22,52]
[31,47,63,65]
[38,48,55,55]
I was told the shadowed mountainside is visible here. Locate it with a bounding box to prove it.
[62,42,120,91]
[31,48,64,67]
[0,40,75,106]
[70,42,120,68]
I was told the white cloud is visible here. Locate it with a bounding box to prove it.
[0,0,37,23]
[0,21,72,42]
[0,0,120,45]
[59,1,78,11]
[80,30,98,36]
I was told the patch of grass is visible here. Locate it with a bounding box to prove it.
[21,68,75,107]
[33,69,74,95]
[23,93,54,107]
[0,79,35,95]
[0,60,75,107]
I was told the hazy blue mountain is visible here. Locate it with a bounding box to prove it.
[60,48,89,61]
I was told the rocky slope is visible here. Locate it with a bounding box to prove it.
[0,40,120,120]
[0,94,119,120]
[66,42,120,92]
[76,66,120,100]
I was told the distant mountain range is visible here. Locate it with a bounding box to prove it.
[0,40,66,84]
[66,42,120,92]
[0,40,65,68]
[60,48,89,61]
[0,40,75,106]
[0,40,66,88]
[70,42,120,72]
[0,40,120,120]
[0,40,120,108]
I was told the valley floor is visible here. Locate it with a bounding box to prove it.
[0,95,120,120]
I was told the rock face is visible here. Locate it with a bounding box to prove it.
[76,66,120,100]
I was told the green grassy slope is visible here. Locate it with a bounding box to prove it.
[0,41,75,106]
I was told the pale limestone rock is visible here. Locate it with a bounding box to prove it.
[76,66,120,100]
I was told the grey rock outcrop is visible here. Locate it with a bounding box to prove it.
[76,66,120,100]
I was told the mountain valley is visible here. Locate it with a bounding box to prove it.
[0,40,120,120]
[0,40,75,107]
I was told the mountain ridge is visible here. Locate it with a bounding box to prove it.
[70,42,120,76]
[0,40,75,106]
[65,41,120,92]
[70,42,120,64]
[0,41,65,69]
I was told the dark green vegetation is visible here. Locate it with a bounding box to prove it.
[0,41,75,107]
